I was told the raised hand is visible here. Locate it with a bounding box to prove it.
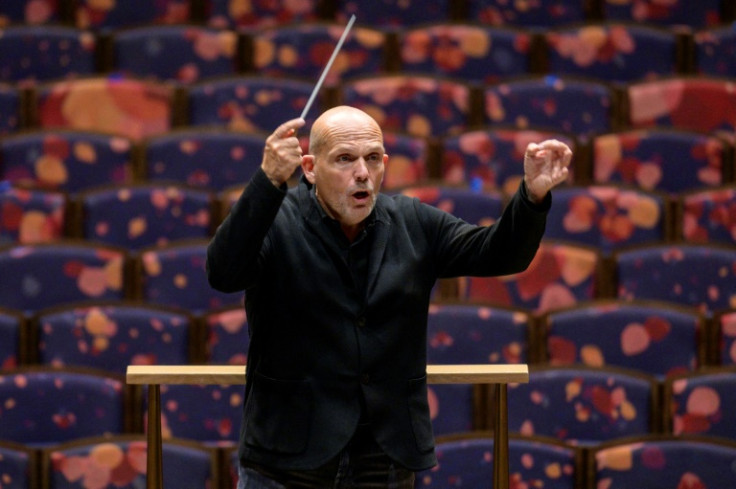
[523,139,572,203]
[261,118,306,187]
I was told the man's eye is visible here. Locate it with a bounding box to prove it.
[338,155,352,162]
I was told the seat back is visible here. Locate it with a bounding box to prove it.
[0,242,128,313]
[544,185,668,252]
[543,300,704,378]
[398,24,533,84]
[441,127,577,194]
[400,185,503,226]
[112,25,239,84]
[544,23,682,84]
[0,0,60,25]
[204,0,320,29]
[592,129,728,194]
[340,75,472,138]
[201,305,249,365]
[382,131,431,189]
[0,440,36,489]
[36,302,193,374]
[715,309,736,365]
[33,77,175,141]
[615,244,736,314]
[79,183,215,250]
[253,24,388,87]
[335,0,452,28]
[603,0,725,28]
[43,435,218,489]
[143,129,265,190]
[0,307,24,369]
[591,435,736,489]
[135,239,243,314]
[0,186,67,244]
[0,367,128,446]
[467,0,588,28]
[0,26,97,83]
[508,366,658,444]
[74,0,190,31]
[678,186,736,245]
[484,76,617,138]
[0,130,136,193]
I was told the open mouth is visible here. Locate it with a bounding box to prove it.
[352,190,370,202]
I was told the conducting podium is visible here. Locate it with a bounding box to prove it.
[126,363,529,488]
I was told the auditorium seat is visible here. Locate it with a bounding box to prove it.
[0,130,137,194]
[714,309,736,365]
[467,0,588,28]
[542,299,705,379]
[399,185,503,226]
[694,25,736,78]
[602,0,727,29]
[0,0,60,25]
[677,185,736,245]
[74,0,190,31]
[335,0,453,29]
[0,307,25,369]
[0,440,36,489]
[204,0,321,30]
[200,305,249,365]
[0,186,67,244]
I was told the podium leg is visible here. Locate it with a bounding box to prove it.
[493,383,509,489]
[147,384,163,489]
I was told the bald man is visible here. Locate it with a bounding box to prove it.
[207,106,571,488]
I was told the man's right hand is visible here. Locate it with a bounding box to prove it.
[261,118,306,187]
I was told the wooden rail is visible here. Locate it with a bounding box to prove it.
[126,364,529,489]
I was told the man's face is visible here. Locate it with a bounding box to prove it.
[304,112,387,233]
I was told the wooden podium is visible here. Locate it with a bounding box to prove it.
[126,364,528,489]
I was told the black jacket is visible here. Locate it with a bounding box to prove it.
[206,168,550,471]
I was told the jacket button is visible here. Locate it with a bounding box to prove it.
[361,374,370,384]
[357,316,366,327]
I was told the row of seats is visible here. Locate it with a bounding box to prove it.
[3,363,736,463]
[4,431,736,489]
[3,73,736,143]
[1,21,736,85]
[2,0,734,30]
[1,238,735,314]
[2,125,734,192]
[2,299,735,374]
[3,181,736,252]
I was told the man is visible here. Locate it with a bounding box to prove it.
[207,106,571,488]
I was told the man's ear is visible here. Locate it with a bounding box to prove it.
[301,154,316,184]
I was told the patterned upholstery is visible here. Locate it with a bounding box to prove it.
[0,242,128,313]
[716,310,736,365]
[112,25,239,84]
[625,77,736,141]
[592,129,727,194]
[204,0,320,29]
[0,130,136,193]
[44,436,217,489]
[603,0,725,28]
[592,435,736,489]
[0,308,24,369]
[468,0,587,28]
[75,0,190,31]
[341,75,471,138]
[144,129,267,191]
[252,24,387,88]
[543,24,681,84]
[615,244,736,314]
[679,186,736,245]
[36,302,193,375]
[0,83,22,135]
[416,434,580,489]
[441,128,576,194]
[34,77,175,141]
[136,239,243,314]
[146,383,243,446]
[0,0,60,25]
[456,241,600,314]
[0,186,67,244]
[202,305,249,365]
[398,24,533,84]
[508,366,657,444]
[381,131,429,189]
[544,185,667,252]
[399,185,503,226]
[695,26,736,78]
[426,303,530,435]
[666,368,736,440]
[543,300,704,379]
[0,441,34,489]
[484,76,616,139]
[79,183,214,250]
[335,0,452,28]
[0,26,96,83]
[0,367,126,446]
[187,76,321,133]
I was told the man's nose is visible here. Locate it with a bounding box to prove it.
[354,158,369,180]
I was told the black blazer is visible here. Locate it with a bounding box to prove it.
[206,169,550,471]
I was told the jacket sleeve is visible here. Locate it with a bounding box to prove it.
[425,181,551,278]
[206,168,286,293]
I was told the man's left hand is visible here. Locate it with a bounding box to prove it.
[523,139,572,204]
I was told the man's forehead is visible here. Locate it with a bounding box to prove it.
[328,139,385,153]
